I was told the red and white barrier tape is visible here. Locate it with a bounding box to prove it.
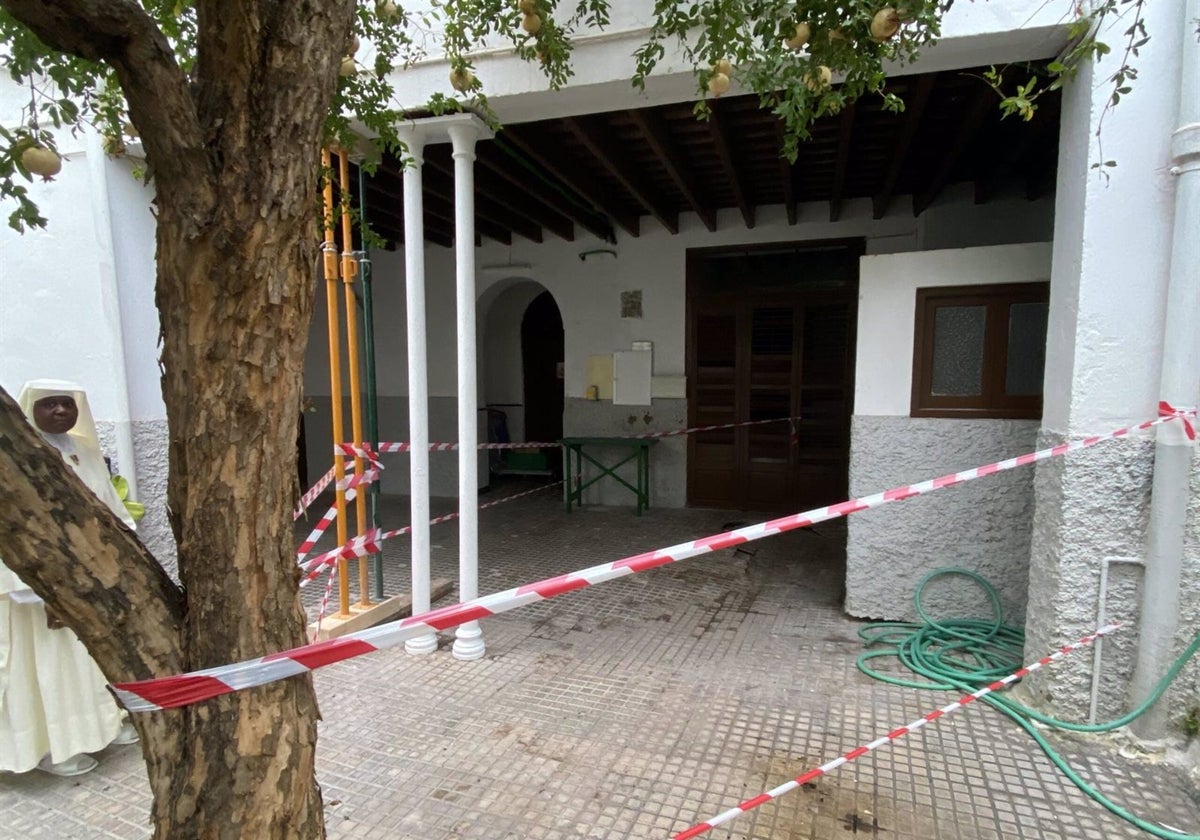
[312,562,340,642]
[1160,400,1196,440]
[110,411,1189,713]
[343,440,562,455]
[295,466,337,520]
[336,416,805,458]
[626,415,803,440]
[297,481,562,587]
[673,623,1121,839]
[295,468,380,562]
[294,446,386,521]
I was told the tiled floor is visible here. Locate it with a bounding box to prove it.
[2,478,1197,839]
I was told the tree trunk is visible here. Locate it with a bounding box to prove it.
[0,2,358,837]
[143,4,354,832]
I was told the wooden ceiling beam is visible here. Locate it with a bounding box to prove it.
[478,142,613,242]
[364,176,482,247]
[626,109,716,232]
[423,190,512,245]
[873,73,937,219]
[772,119,798,225]
[709,102,755,229]
[422,152,543,243]
[829,103,856,222]
[503,127,640,238]
[473,168,575,241]
[562,116,680,234]
[913,88,994,216]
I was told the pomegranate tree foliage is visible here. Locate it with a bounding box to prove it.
[0,0,1146,232]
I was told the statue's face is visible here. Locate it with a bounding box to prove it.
[33,395,79,435]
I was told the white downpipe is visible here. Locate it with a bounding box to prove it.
[449,123,486,661]
[399,128,437,656]
[1090,557,1144,725]
[1129,0,1200,739]
[85,132,139,498]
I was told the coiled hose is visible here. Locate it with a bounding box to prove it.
[857,568,1200,840]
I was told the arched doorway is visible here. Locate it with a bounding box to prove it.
[521,290,564,444]
[478,281,564,479]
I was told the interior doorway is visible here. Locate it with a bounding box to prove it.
[521,290,565,445]
[686,241,861,511]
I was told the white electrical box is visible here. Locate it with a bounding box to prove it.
[612,349,653,405]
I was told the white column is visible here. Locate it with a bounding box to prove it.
[400,127,437,656]
[1026,0,1191,724]
[449,123,486,661]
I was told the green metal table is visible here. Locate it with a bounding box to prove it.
[561,436,657,515]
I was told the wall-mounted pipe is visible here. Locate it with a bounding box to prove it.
[85,133,139,499]
[1091,557,1145,725]
[1128,0,1200,740]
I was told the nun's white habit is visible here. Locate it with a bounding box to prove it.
[0,380,133,775]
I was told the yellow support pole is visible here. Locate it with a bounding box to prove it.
[338,151,373,607]
[322,149,352,618]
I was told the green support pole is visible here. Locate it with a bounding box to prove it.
[357,168,385,601]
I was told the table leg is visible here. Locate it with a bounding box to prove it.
[563,445,572,513]
[636,447,645,516]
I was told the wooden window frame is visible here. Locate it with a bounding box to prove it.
[910,282,1049,419]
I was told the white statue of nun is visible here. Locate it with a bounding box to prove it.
[0,380,138,776]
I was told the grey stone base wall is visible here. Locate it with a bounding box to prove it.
[845,416,1040,625]
[562,398,687,509]
[1178,457,1200,741]
[1026,431,1200,733]
[96,419,177,578]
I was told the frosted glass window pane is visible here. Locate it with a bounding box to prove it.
[930,305,985,396]
[1006,302,1048,396]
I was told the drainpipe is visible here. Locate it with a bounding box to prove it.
[1128,0,1200,740]
[86,132,139,499]
[356,168,385,602]
[398,125,438,656]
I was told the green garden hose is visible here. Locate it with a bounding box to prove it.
[856,568,1200,840]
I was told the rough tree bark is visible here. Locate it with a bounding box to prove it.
[0,1,356,837]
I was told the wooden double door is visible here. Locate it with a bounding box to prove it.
[686,244,859,512]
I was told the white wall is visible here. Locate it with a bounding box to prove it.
[855,242,1053,417]
[1040,9,1178,435]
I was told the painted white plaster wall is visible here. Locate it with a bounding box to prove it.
[0,150,123,411]
[104,153,163,421]
[855,242,1053,417]
[1040,13,1177,435]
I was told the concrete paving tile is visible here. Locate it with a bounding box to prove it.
[0,485,1196,839]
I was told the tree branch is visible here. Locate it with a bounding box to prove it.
[0,0,208,190]
[0,385,186,683]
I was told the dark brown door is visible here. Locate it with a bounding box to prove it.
[686,243,859,511]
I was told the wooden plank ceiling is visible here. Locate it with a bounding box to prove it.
[361,65,1060,249]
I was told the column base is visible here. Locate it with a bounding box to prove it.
[404,633,438,655]
[452,621,486,661]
